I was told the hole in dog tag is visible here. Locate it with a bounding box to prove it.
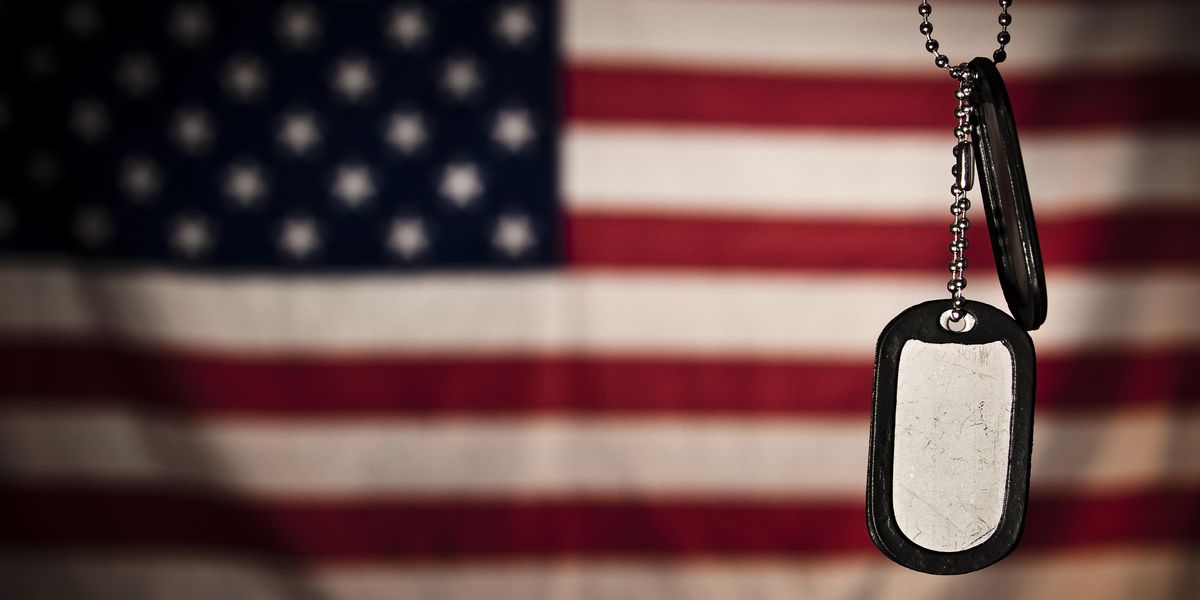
[868,300,1035,575]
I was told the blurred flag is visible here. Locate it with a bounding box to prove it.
[0,1,1197,598]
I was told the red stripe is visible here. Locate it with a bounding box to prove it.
[566,66,1200,130]
[567,211,1200,271]
[1,487,1194,557]
[0,341,1195,415]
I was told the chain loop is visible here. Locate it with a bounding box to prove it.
[918,1,1012,75]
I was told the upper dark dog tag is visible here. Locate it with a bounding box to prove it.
[868,299,1036,575]
[969,57,1047,331]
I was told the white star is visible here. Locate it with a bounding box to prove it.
[277,110,321,156]
[120,156,161,202]
[116,54,159,97]
[223,55,268,103]
[27,152,58,187]
[331,164,376,209]
[494,4,537,47]
[492,214,536,258]
[170,106,215,154]
[440,56,482,102]
[70,99,109,143]
[0,202,15,239]
[223,161,268,208]
[169,3,212,47]
[385,5,429,49]
[438,161,484,208]
[278,216,321,260]
[386,216,430,260]
[277,3,321,50]
[331,57,375,103]
[169,214,214,258]
[74,206,113,248]
[64,2,103,39]
[492,108,536,153]
[384,110,427,155]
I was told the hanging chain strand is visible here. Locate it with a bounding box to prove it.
[919,1,1013,74]
[947,67,976,322]
[918,2,1015,323]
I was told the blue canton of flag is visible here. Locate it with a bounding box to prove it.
[0,0,559,269]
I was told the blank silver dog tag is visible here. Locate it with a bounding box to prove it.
[868,299,1035,575]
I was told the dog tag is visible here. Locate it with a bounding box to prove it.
[970,57,1047,331]
[868,299,1036,575]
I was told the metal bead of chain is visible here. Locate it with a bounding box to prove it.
[946,66,977,322]
[995,0,1012,63]
[918,1,1013,74]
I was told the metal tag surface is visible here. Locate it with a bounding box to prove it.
[867,300,1036,575]
[969,57,1047,331]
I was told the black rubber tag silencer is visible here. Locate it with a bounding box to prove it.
[969,56,1047,332]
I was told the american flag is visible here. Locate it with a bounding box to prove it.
[0,0,1197,598]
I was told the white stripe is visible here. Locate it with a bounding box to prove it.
[0,407,1195,497]
[1,548,1195,600]
[1,262,1198,358]
[565,127,1200,217]
[565,0,1200,76]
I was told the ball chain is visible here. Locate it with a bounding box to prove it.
[918,1,1013,74]
[946,67,977,322]
[917,2,1015,324]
